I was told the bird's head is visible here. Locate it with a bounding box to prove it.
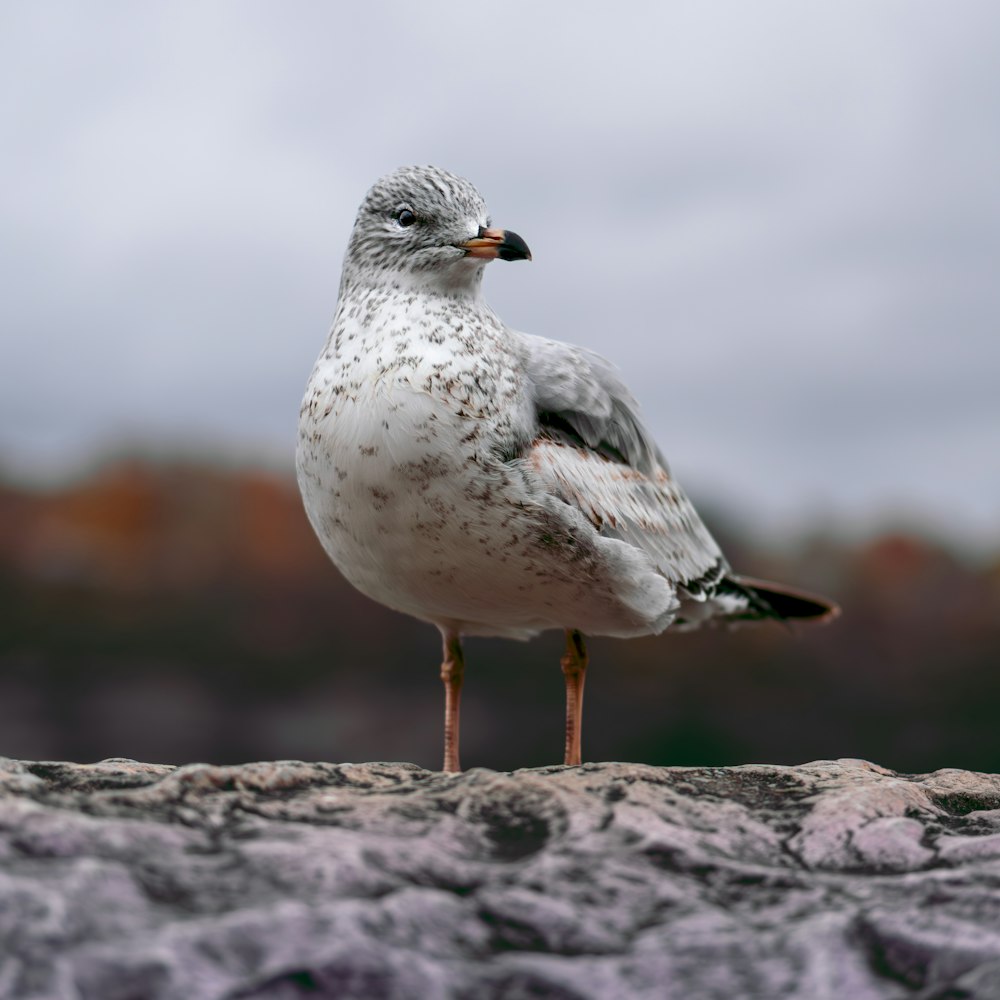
[341,165,531,297]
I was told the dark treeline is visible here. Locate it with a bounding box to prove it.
[1,459,998,773]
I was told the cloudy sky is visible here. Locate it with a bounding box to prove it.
[2,2,998,545]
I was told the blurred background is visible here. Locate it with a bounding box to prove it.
[2,2,998,772]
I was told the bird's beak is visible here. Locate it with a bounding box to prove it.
[459,226,532,262]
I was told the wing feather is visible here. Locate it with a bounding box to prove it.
[519,332,663,473]
[515,332,725,590]
[527,440,724,589]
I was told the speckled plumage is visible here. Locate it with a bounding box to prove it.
[296,166,836,768]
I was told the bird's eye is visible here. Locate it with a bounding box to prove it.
[396,209,417,228]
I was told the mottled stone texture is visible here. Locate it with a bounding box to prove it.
[3,758,1000,999]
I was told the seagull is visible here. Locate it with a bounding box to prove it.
[297,165,838,773]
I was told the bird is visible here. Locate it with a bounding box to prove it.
[296,165,838,773]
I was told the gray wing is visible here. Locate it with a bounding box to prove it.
[519,331,663,474]
[516,332,727,593]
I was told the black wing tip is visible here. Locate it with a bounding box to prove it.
[730,575,841,624]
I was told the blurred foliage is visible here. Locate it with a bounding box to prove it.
[1,459,998,772]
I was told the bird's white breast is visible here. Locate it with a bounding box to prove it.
[297,290,538,627]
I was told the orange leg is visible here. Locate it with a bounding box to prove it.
[561,629,588,766]
[440,629,465,773]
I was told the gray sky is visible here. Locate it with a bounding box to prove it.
[2,2,998,545]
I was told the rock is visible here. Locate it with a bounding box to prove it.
[2,757,1000,999]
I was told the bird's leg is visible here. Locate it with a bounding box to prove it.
[561,629,588,766]
[439,629,465,773]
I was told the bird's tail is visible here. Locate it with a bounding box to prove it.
[722,575,840,624]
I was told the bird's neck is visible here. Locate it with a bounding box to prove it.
[340,260,486,303]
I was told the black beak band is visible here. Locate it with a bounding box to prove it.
[495,229,531,262]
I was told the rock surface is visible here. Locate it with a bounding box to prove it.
[3,757,1000,999]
